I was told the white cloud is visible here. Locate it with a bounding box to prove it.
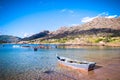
[71,24,79,26]
[60,9,74,14]
[61,9,66,12]
[81,16,97,23]
[69,10,74,14]
[98,12,109,16]
[23,33,29,37]
[105,15,117,18]
[81,12,118,23]
[20,32,33,38]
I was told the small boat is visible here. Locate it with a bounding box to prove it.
[57,56,96,71]
[34,47,38,51]
[22,45,31,48]
[13,45,20,48]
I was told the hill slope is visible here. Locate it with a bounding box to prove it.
[22,30,49,41]
[0,35,21,43]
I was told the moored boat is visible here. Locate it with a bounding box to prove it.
[57,56,96,71]
[21,45,31,48]
[34,47,38,51]
[13,45,20,48]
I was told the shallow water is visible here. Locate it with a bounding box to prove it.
[0,44,120,80]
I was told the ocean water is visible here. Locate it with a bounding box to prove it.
[0,44,120,80]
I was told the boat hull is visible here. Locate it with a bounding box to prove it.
[57,56,96,71]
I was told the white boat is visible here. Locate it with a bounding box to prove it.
[57,56,96,71]
[13,45,20,48]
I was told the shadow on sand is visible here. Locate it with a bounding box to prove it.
[94,65,102,70]
[43,70,54,74]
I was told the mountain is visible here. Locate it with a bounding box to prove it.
[22,30,49,41]
[0,35,21,43]
[81,17,120,30]
[43,17,120,39]
[21,17,120,45]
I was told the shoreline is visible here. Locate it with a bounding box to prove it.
[1,42,120,48]
[56,43,120,48]
[18,42,120,48]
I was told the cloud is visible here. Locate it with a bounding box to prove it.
[105,15,117,18]
[69,10,74,14]
[98,12,109,16]
[60,9,74,14]
[71,24,79,26]
[21,32,33,38]
[81,16,97,23]
[81,12,118,23]
[61,9,66,12]
[23,33,29,37]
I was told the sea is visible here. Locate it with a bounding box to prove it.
[0,44,120,80]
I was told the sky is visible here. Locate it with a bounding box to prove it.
[0,0,120,38]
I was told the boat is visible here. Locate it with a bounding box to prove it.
[13,45,20,48]
[34,47,38,51]
[56,55,96,71]
[21,45,31,48]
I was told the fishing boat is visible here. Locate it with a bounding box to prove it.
[57,56,96,71]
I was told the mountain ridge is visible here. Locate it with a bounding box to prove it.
[41,17,120,39]
[19,17,120,45]
[22,30,49,41]
[21,17,120,41]
[0,35,21,43]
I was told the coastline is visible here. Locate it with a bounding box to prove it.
[56,43,120,48]
[1,41,120,48]
[15,41,120,48]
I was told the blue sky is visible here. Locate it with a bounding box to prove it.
[0,0,120,38]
